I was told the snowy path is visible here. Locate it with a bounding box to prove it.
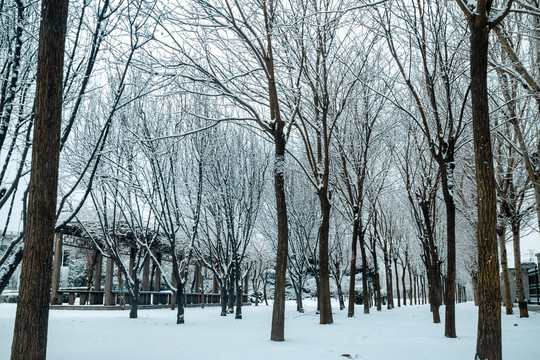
[0,301,538,359]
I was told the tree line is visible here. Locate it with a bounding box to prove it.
[0,0,537,359]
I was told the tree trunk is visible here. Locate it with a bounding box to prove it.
[228,268,235,314]
[252,278,259,307]
[394,258,400,307]
[359,232,370,314]
[297,274,304,313]
[384,246,393,310]
[130,278,140,319]
[263,272,269,306]
[470,22,501,360]
[372,244,381,311]
[235,259,243,319]
[375,268,381,311]
[511,218,529,318]
[335,273,345,311]
[402,266,407,306]
[293,281,304,313]
[176,282,185,324]
[270,133,289,341]
[317,191,333,324]
[441,159,457,338]
[347,215,360,317]
[497,222,513,315]
[10,1,69,358]
[221,284,228,316]
[414,274,420,305]
[408,264,413,305]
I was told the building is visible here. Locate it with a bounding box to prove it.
[502,255,540,305]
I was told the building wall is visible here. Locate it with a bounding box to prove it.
[502,262,537,303]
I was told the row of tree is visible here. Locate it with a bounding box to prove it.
[0,0,538,359]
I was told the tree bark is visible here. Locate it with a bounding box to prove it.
[130,278,140,319]
[408,263,413,305]
[383,245,393,309]
[511,218,529,318]
[347,215,360,317]
[371,244,382,312]
[359,232,370,314]
[10,1,68,358]
[176,282,185,324]
[394,258,401,307]
[228,268,235,314]
[270,131,289,341]
[318,191,333,324]
[402,266,407,306]
[221,283,228,316]
[235,258,243,319]
[497,221,513,315]
[470,20,501,360]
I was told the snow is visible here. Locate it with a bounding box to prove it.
[0,300,539,360]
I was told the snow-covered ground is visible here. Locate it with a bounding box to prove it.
[0,300,538,360]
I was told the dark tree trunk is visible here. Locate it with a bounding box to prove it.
[347,215,360,317]
[10,1,69,359]
[394,258,401,307]
[428,271,441,323]
[315,276,320,313]
[402,267,407,306]
[270,131,289,341]
[235,259,243,319]
[470,21,501,360]
[511,218,529,318]
[383,244,393,310]
[294,277,304,313]
[374,268,381,311]
[416,275,420,304]
[371,241,381,311]
[440,163,457,337]
[130,278,140,319]
[228,268,235,314]
[263,272,269,306]
[317,191,333,324]
[359,232,369,314]
[407,264,413,305]
[177,282,185,324]
[335,274,345,311]
[497,222,513,315]
[221,284,228,316]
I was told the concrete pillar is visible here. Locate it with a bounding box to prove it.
[142,256,151,291]
[93,252,103,291]
[194,262,201,292]
[154,253,162,291]
[50,232,63,305]
[104,252,114,306]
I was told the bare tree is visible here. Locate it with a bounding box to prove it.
[157,0,298,340]
[378,0,472,337]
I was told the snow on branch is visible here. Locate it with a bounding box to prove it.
[489,0,515,27]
